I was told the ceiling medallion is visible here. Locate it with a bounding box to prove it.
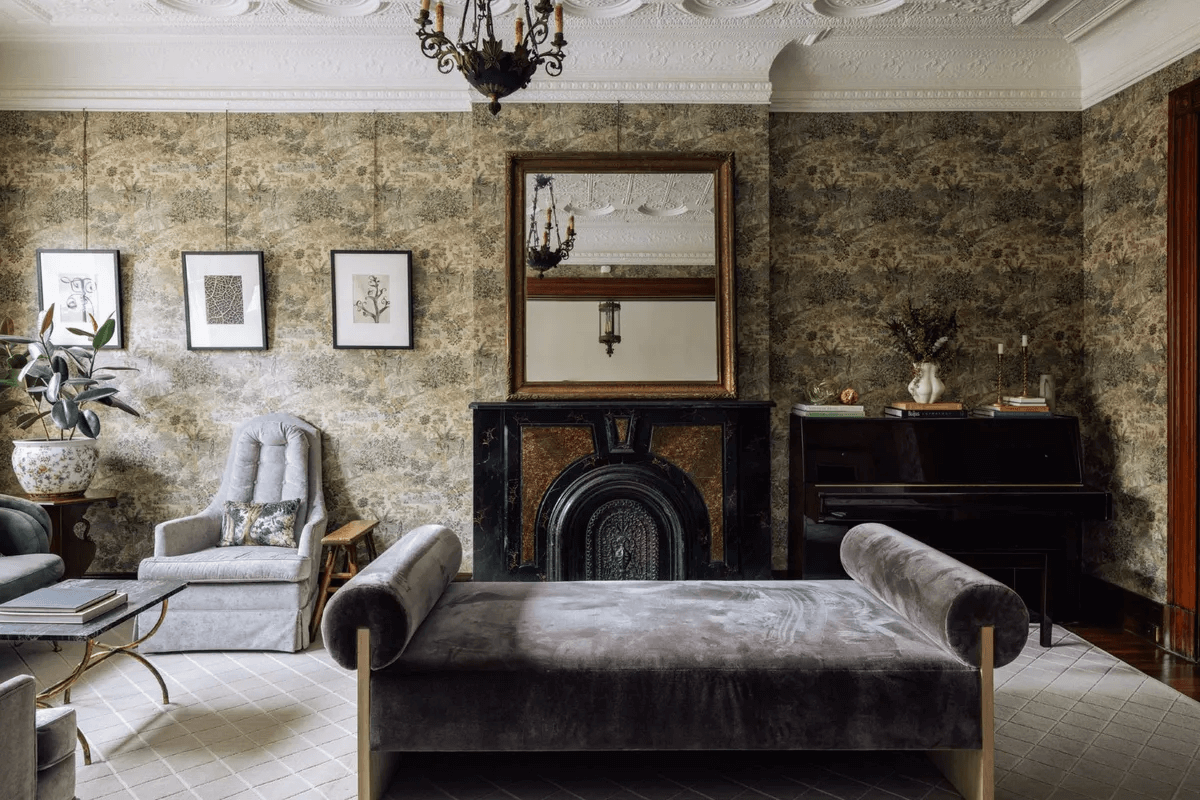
[802,0,905,19]
[416,0,568,115]
[157,0,252,16]
[288,0,383,17]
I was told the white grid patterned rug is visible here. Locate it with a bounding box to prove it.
[1,624,1198,800]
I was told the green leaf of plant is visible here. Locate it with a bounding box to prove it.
[93,318,116,350]
[93,365,138,371]
[45,372,61,404]
[51,353,70,383]
[39,304,55,336]
[0,398,23,414]
[77,410,100,439]
[65,378,99,386]
[16,410,49,429]
[65,327,96,339]
[50,397,79,430]
[99,395,140,417]
[76,387,118,403]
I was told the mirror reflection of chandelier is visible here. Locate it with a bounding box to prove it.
[415,0,568,116]
[598,300,621,357]
[526,174,576,277]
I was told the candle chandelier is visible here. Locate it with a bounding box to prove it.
[526,174,576,277]
[415,0,568,116]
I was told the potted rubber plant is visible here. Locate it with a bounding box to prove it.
[1,305,139,498]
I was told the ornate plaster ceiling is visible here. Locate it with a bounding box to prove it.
[0,0,1196,112]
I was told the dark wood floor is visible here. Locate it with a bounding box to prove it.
[1067,625,1200,702]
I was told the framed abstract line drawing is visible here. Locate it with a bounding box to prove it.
[181,251,267,350]
[35,249,123,348]
[330,250,414,349]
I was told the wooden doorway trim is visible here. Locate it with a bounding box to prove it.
[1167,76,1200,661]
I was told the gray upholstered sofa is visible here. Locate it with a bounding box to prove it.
[323,522,1029,800]
[0,674,77,800]
[0,495,64,605]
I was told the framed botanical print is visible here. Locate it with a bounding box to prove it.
[330,250,414,349]
[35,249,123,348]
[181,251,267,350]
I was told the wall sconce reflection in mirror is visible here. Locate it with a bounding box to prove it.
[599,300,621,357]
[527,175,576,277]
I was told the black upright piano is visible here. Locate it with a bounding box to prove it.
[789,414,1112,646]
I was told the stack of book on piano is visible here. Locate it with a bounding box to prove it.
[884,401,966,418]
[792,403,865,417]
[0,586,128,625]
[971,396,1052,417]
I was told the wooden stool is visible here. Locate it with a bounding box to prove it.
[310,520,379,639]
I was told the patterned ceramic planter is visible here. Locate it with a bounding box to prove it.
[11,439,101,499]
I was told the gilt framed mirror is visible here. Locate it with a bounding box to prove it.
[507,151,736,399]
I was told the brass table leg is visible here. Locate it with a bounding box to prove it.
[36,599,174,765]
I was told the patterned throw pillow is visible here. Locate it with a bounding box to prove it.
[218,499,301,547]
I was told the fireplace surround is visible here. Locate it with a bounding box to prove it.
[471,401,773,581]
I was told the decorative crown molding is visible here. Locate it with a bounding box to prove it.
[0,0,1196,113]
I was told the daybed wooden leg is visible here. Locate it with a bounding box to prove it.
[358,627,399,800]
[929,626,994,800]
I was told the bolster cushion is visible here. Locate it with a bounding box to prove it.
[322,524,462,670]
[840,523,1029,668]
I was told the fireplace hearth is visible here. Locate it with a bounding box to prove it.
[471,401,773,581]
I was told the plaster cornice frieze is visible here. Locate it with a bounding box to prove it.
[770,88,1081,112]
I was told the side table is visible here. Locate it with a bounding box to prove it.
[310,520,379,638]
[29,490,118,579]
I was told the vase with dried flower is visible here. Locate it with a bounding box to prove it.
[883,300,958,405]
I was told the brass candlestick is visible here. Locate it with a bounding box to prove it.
[996,351,1004,406]
[1021,344,1030,398]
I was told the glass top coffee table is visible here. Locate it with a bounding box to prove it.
[0,578,187,763]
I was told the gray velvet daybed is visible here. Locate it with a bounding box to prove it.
[322,522,1029,800]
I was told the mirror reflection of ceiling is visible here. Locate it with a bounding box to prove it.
[529,173,715,266]
[0,0,1196,113]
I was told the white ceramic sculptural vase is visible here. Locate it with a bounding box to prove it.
[908,362,945,404]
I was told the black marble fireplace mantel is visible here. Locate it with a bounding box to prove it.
[471,401,773,582]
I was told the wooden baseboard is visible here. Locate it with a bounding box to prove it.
[1078,575,1170,648]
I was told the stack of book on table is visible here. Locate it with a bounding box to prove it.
[0,585,128,625]
[971,396,1053,417]
[884,401,966,418]
[792,403,865,418]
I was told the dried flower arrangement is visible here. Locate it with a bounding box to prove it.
[883,300,958,364]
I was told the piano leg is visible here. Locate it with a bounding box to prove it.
[1040,552,1053,647]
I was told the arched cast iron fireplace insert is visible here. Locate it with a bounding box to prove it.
[471,401,774,582]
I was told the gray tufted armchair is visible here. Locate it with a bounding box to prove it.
[135,413,327,652]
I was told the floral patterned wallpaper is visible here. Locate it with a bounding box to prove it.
[1080,49,1200,602]
[768,110,1087,572]
[0,72,1194,598]
[0,105,769,575]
